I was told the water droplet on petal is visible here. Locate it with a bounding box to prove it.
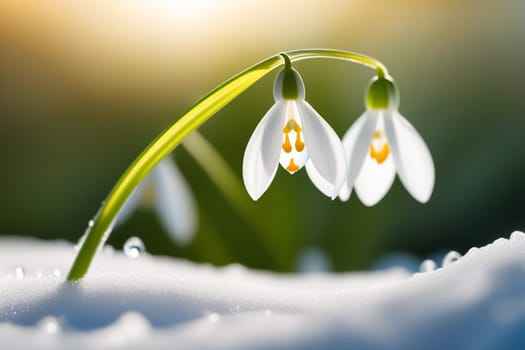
[265,309,272,316]
[419,259,436,272]
[38,317,61,335]
[15,266,25,280]
[124,237,145,258]
[208,313,219,323]
[88,220,94,227]
[53,268,61,277]
[510,231,524,241]
[442,250,462,267]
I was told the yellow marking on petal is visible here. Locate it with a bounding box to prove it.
[370,143,390,164]
[286,158,300,174]
[282,133,292,153]
[373,130,381,139]
[295,132,305,152]
[283,119,305,152]
[283,120,298,132]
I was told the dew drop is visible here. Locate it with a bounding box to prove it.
[419,259,436,273]
[15,266,25,280]
[74,219,96,251]
[38,317,61,335]
[442,250,462,267]
[53,268,61,277]
[265,309,272,316]
[208,313,219,323]
[124,237,145,258]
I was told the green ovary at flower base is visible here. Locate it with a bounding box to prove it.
[338,75,435,206]
[243,58,346,200]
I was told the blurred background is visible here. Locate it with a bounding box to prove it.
[1,0,525,272]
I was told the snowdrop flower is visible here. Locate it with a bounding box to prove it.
[116,157,197,245]
[243,58,346,200]
[338,76,434,206]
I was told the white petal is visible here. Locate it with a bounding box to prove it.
[242,101,286,200]
[337,110,378,201]
[338,180,352,201]
[297,101,346,198]
[384,110,435,203]
[305,160,333,197]
[279,102,309,172]
[354,148,396,206]
[153,157,197,246]
[114,175,150,227]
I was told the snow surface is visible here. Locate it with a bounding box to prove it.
[2,232,525,349]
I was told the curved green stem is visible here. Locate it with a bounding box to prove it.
[286,49,388,78]
[280,53,293,70]
[66,48,388,281]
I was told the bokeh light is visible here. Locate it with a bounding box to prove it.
[1,0,524,271]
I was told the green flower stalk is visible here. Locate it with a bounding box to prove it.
[67,49,388,281]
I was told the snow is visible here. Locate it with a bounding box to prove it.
[2,232,525,349]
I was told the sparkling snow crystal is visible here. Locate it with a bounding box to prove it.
[2,232,525,349]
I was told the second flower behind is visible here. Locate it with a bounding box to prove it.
[338,76,435,206]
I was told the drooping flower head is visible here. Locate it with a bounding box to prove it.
[338,75,435,206]
[243,56,346,200]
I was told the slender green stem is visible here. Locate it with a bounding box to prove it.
[66,48,387,281]
[286,49,388,78]
[280,53,292,69]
